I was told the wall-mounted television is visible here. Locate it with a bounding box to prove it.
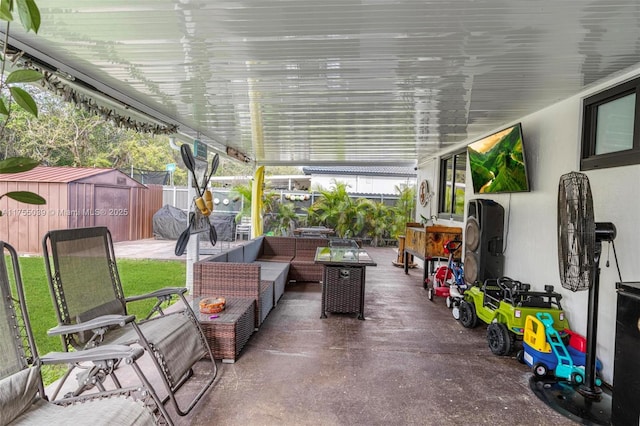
[467,123,530,194]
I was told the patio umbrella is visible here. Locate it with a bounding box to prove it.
[251,165,264,238]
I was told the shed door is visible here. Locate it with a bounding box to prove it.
[94,186,130,242]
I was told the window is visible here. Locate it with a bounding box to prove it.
[439,150,466,220]
[581,76,640,170]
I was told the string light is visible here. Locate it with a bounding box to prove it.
[17,57,177,135]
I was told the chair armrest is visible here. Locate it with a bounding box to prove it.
[47,314,136,337]
[125,286,188,303]
[40,345,144,365]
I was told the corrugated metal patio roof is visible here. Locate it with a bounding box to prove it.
[5,1,640,166]
[302,166,417,177]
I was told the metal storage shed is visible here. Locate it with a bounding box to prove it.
[0,166,162,254]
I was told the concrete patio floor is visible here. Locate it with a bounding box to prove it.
[114,239,576,425]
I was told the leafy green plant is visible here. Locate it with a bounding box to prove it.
[305,180,415,244]
[231,180,252,223]
[307,179,368,238]
[262,189,279,217]
[0,0,45,207]
[360,199,391,246]
[270,202,298,236]
[390,184,416,239]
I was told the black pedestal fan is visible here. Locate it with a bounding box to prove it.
[530,171,618,425]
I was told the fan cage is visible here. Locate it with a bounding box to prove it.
[557,172,595,292]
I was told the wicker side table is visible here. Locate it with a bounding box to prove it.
[191,297,255,363]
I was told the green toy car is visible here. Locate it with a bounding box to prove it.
[459,277,568,356]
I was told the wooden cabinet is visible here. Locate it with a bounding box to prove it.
[405,226,425,256]
[403,224,463,281]
[405,225,463,260]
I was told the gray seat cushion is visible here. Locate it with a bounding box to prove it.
[12,396,154,425]
[255,261,290,304]
[0,367,41,425]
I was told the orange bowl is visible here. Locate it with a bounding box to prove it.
[199,297,226,314]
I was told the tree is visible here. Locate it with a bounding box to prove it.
[361,199,392,247]
[269,202,298,236]
[0,0,45,207]
[390,184,416,239]
[2,89,188,184]
[231,180,252,223]
[216,159,302,179]
[4,96,105,166]
[104,132,180,170]
[307,179,368,238]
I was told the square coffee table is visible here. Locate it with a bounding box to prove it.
[191,297,256,363]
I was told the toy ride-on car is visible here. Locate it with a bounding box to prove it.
[424,240,464,306]
[522,312,602,385]
[459,277,568,356]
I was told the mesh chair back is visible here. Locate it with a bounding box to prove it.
[0,241,43,389]
[1,240,172,425]
[43,226,217,417]
[0,251,26,380]
[44,227,126,336]
[0,242,46,425]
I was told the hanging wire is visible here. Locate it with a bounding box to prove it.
[611,240,623,283]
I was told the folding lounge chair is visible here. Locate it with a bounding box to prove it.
[0,241,173,425]
[42,226,217,417]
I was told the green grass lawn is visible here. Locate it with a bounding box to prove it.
[16,256,186,384]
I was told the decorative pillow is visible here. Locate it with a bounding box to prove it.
[0,366,41,425]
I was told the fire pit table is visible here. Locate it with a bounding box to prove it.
[314,246,377,320]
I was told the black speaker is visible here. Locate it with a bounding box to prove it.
[464,199,504,285]
[612,282,640,426]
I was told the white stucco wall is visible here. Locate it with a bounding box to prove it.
[416,161,439,221]
[418,65,640,384]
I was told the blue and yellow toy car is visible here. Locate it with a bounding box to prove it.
[522,312,601,384]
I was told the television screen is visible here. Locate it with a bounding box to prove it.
[467,123,530,194]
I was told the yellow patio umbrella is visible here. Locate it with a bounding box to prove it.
[251,165,264,238]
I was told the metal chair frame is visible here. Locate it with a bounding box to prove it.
[235,216,252,241]
[0,240,173,425]
[42,226,217,417]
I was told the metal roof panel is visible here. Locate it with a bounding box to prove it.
[4,1,640,166]
[302,166,417,177]
[0,166,143,186]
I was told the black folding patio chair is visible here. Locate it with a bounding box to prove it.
[42,226,217,417]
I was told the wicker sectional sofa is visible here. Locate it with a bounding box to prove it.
[289,237,326,282]
[193,236,328,328]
